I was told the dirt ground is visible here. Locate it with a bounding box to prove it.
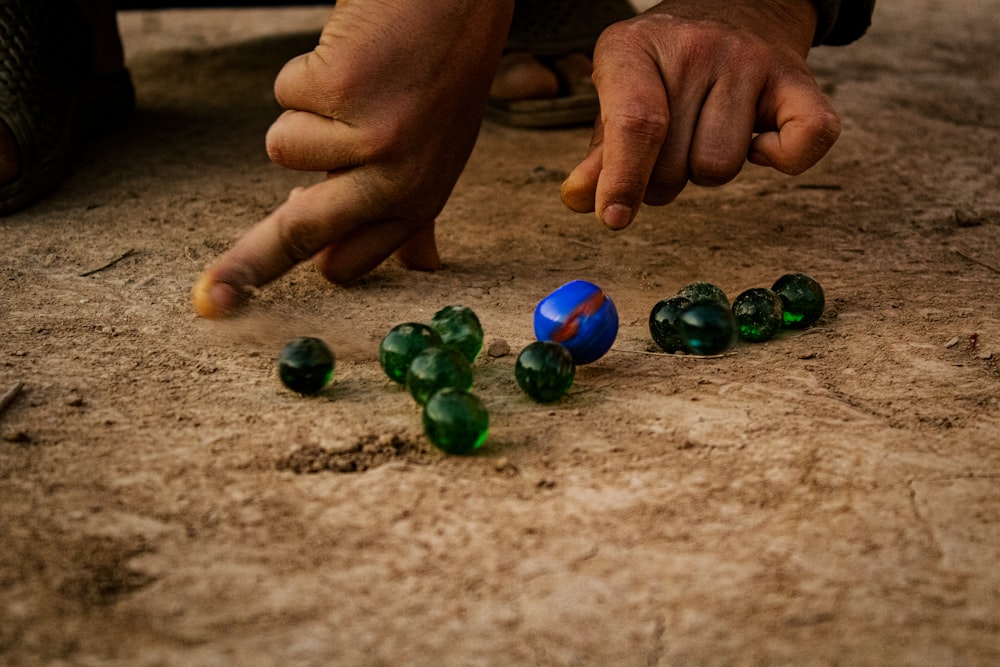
[2,1,999,664]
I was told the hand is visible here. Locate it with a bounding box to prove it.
[561,0,841,229]
[193,0,514,318]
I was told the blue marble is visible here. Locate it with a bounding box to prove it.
[533,280,618,365]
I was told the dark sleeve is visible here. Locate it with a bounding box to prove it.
[813,0,876,46]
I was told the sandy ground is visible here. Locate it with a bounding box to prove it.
[2,1,999,664]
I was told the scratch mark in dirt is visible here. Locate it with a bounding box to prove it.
[647,615,666,667]
[276,434,440,474]
[908,481,946,562]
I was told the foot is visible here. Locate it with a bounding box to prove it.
[0,0,125,190]
[81,0,126,76]
[0,124,17,183]
[489,51,595,101]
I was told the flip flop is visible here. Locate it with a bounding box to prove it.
[485,0,635,129]
[0,0,134,216]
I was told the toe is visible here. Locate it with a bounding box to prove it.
[552,53,595,96]
[490,52,560,100]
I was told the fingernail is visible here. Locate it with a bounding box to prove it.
[602,203,635,230]
[192,275,244,319]
[209,282,240,314]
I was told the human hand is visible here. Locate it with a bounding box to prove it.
[561,0,841,229]
[193,0,514,318]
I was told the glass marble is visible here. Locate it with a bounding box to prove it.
[423,388,490,455]
[732,287,784,342]
[430,305,484,363]
[515,341,576,402]
[677,301,736,355]
[533,279,619,365]
[278,337,335,395]
[649,295,692,353]
[771,273,825,328]
[677,281,729,307]
[379,322,443,384]
[406,346,474,405]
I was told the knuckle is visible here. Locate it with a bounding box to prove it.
[594,18,643,52]
[275,213,323,265]
[814,110,843,145]
[275,46,347,116]
[603,170,651,206]
[788,112,842,174]
[605,107,669,143]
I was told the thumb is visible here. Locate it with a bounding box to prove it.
[561,118,605,214]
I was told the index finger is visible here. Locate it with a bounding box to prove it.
[192,176,367,318]
[591,47,669,229]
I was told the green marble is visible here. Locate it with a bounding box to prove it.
[649,295,692,353]
[406,346,473,405]
[732,287,785,342]
[677,281,729,307]
[430,305,484,363]
[423,388,489,455]
[515,341,575,402]
[772,273,825,328]
[678,301,736,356]
[379,322,443,384]
[277,337,335,395]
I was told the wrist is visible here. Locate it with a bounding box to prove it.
[762,0,819,55]
[815,0,877,46]
[651,0,819,56]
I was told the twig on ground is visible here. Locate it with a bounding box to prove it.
[611,347,736,359]
[953,249,1000,274]
[79,249,136,277]
[564,238,599,251]
[0,382,23,416]
[794,183,843,191]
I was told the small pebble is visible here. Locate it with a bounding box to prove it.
[487,339,511,358]
[954,208,998,227]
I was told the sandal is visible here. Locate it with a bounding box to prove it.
[485,0,635,129]
[0,0,134,216]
